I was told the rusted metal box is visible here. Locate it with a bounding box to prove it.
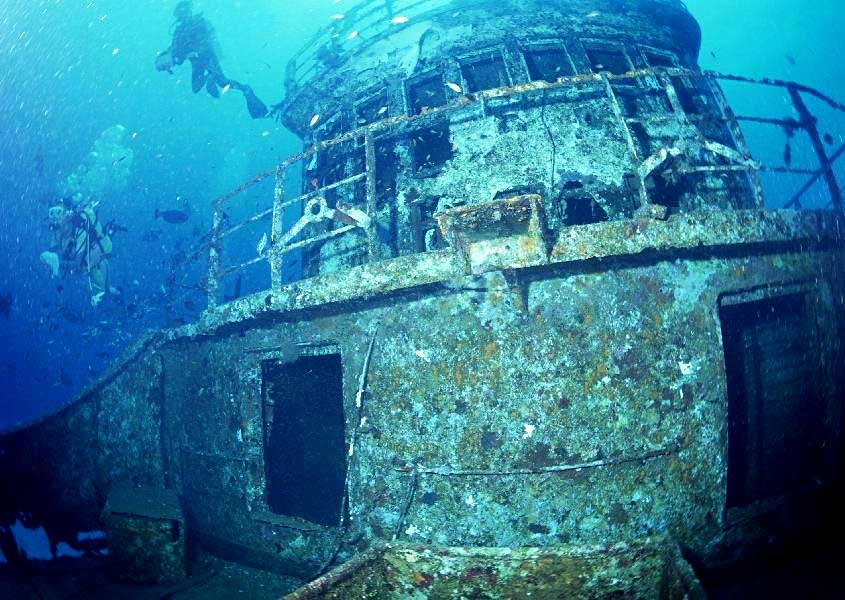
[436,194,550,275]
[286,538,705,599]
[101,483,187,584]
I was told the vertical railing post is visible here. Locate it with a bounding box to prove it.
[788,85,843,211]
[364,133,380,261]
[207,202,222,309]
[270,165,286,293]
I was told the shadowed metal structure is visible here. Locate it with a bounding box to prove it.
[1,0,843,594]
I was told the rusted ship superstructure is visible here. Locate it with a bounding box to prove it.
[2,0,844,593]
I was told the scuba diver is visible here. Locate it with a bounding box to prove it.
[40,200,121,307]
[155,1,269,119]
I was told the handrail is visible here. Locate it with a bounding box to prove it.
[285,0,485,95]
[198,66,844,308]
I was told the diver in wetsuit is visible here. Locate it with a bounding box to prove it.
[40,201,115,307]
[155,1,269,119]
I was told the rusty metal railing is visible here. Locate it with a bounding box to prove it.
[285,0,488,96]
[199,67,844,309]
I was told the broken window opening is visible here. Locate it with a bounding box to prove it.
[523,46,575,83]
[671,76,715,116]
[262,354,347,527]
[460,51,511,92]
[644,50,679,69]
[411,123,453,174]
[585,45,633,76]
[355,89,390,127]
[564,196,609,226]
[720,293,826,509]
[616,87,670,117]
[407,73,448,115]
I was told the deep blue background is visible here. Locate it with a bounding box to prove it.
[1,0,843,431]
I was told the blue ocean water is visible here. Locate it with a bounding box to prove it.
[0,0,843,433]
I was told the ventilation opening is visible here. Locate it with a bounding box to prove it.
[408,74,447,115]
[411,123,452,174]
[460,52,510,92]
[564,196,609,226]
[524,47,574,83]
[262,354,346,526]
[720,294,825,509]
[585,46,631,75]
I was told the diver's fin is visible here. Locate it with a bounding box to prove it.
[243,87,269,119]
[206,79,221,98]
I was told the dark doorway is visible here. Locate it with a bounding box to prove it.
[720,294,826,508]
[262,354,346,526]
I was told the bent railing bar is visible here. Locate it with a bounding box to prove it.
[710,71,845,114]
[283,173,368,212]
[760,166,822,175]
[219,207,273,240]
[788,84,843,210]
[217,255,268,282]
[735,115,802,128]
[787,142,845,209]
[288,0,482,91]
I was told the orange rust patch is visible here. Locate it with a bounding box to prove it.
[482,342,500,360]
[412,572,434,588]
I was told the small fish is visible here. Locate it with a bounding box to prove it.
[823,133,834,145]
[586,11,600,18]
[155,207,190,224]
[330,14,345,20]
[309,113,321,127]
[221,84,231,95]
[377,106,388,116]
[347,31,359,40]
[390,16,409,24]
[785,54,796,67]
[445,82,463,94]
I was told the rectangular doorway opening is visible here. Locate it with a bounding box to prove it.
[720,293,825,509]
[262,354,346,526]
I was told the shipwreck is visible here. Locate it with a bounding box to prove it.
[2,0,843,596]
